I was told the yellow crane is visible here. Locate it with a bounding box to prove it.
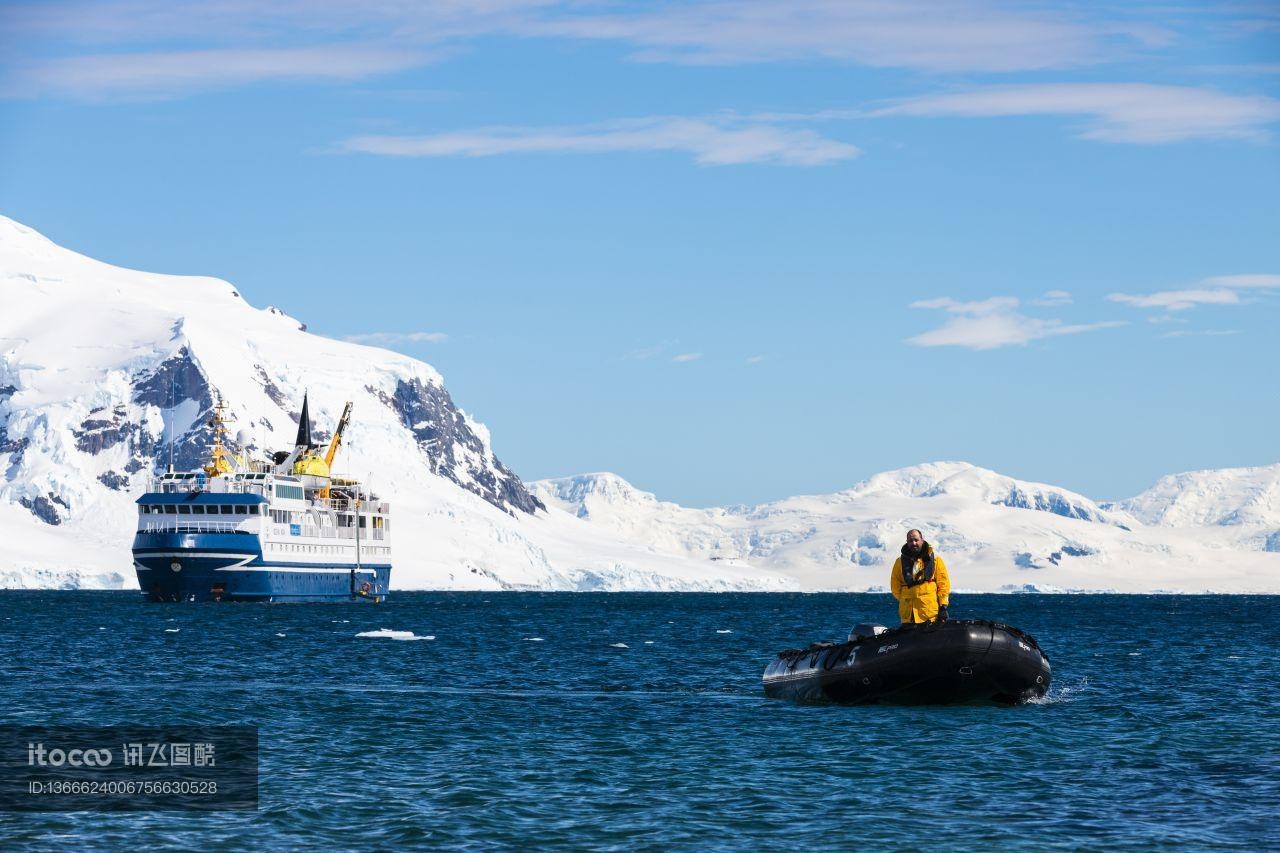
[294,400,353,499]
[324,401,353,469]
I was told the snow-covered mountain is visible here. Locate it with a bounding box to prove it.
[1,215,1277,593]
[1113,463,1280,529]
[533,461,1280,594]
[0,215,789,592]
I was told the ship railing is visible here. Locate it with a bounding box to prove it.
[147,478,268,496]
[307,497,391,514]
[138,521,246,535]
[268,526,386,541]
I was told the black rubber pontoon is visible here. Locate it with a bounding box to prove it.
[762,619,1051,705]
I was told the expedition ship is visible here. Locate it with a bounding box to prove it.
[132,394,391,602]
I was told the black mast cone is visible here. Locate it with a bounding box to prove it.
[295,391,312,448]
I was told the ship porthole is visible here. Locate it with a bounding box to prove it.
[170,561,182,573]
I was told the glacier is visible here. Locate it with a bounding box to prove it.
[1,214,1278,593]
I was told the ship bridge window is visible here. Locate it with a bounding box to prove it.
[177,505,191,515]
[192,505,206,514]
[164,505,177,514]
[220,505,234,515]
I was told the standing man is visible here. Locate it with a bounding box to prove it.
[890,528,951,625]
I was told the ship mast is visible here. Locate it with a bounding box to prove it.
[203,394,236,477]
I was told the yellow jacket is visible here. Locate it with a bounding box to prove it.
[890,546,950,624]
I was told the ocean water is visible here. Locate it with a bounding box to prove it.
[2,591,1277,848]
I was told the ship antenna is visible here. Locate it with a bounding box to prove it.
[167,372,174,473]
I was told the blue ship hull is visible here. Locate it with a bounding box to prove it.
[132,532,391,603]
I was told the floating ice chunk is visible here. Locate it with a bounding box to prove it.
[275,633,287,638]
[164,628,180,633]
[716,629,732,634]
[643,641,654,645]
[610,642,629,648]
[523,637,545,642]
[357,629,432,641]
[331,620,350,624]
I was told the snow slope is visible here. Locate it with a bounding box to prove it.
[1,214,1276,593]
[0,215,789,592]
[533,462,1280,594]
[1115,464,1280,528]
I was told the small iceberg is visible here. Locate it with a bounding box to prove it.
[356,629,433,641]
[275,633,287,638]
[610,642,629,649]
[716,630,733,634]
[523,637,545,642]
[164,628,180,633]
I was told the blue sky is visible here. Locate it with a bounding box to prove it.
[1,1,1277,506]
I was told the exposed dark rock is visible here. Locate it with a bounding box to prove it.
[132,347,213,411]
[73,405,133,454]
[254,365,291,410]
[993,487,1101,523]
[131,348,220,473]
[367,378,544,516]
[98,471,129,490]
[0,435,27,455]
[21,493,64,525]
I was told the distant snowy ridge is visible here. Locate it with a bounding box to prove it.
[533,462,1280,594]
[1113,463,1280,528]
[1,214,1277,593]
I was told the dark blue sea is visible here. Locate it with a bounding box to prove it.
[2,592,1277,848]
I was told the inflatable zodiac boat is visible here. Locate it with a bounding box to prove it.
[762,619,1051,705]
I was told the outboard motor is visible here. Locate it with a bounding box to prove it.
[849,623,888,641]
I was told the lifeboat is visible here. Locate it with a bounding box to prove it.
[762,619,1051,705]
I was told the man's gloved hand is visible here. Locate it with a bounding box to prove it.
[937,605,949,622]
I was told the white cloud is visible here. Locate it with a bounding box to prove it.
[909,296,1020,315]
[533,1,1156,72]
[1201,273,1280,288]
[1034,290,1073,306]
[876,83,1280,143]
[0,0,1156,99]
[907,296,1124,350]
[745,355,767,365]
[345,330,448,345]
[3,45,431,99]
[624,342,672,360]
[1108,273,1280,311]
[1160,329,1242,338]
[1108,289,1241,311]
[671,352,703,363]
[341,117,859,166]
